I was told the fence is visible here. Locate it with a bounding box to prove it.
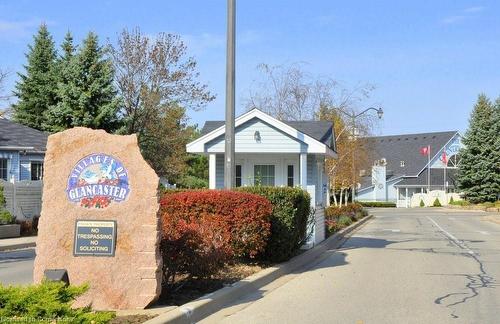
[0,179,43,221]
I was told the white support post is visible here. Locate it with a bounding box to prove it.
[396,187,399,207]
[300,153,308,189]
[405,187,409,208]
[209,154,216,189]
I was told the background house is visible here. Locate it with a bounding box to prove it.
[356,131,462,207]
[187,108,337,244]
[0,118,47,182]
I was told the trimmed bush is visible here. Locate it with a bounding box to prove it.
[338,215,353,227]
[238,186,311,262]
[0,185,13,225]
[357,201,396,208]
[420,199,425,207]
[449,196,454,204]
[432,198,442,207]
[0,210,14,225]
[325,203,364,219]
[449,200,470,206]
[0,281,114,323]
[159,190,272,284]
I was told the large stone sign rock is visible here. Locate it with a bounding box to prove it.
[34,127,162,310]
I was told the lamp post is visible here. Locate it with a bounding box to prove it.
[224,0,236,189]
[338,107,383,203]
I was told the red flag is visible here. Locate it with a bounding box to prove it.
[441,151,448,164]
[419,146,429,156]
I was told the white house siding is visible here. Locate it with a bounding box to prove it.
[205,118,308,153]
[314,207,326,245]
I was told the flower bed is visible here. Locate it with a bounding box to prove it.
[325,203,368,236]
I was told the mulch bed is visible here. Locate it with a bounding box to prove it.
[157,262,265,306]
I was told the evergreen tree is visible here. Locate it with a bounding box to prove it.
[12,24,57,130]
[46,32,120,132]
[493,98,500,200]
[457,94,498,203]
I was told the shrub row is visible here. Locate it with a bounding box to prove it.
[159,190,272,285]
[357,201,396,208]
[325,203,368,235]
[0,281,114,323]
[0,185,14,225]
[237,186,312,263]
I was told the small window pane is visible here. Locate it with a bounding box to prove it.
[287,165,294,187]
[0,159,7,180]
[254,165,275,186]
[31,162,44,181]
[235,165,242,187]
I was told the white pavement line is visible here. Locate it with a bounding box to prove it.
[426,216,475,255]
[383,229,400,232]
[478,231,490,235]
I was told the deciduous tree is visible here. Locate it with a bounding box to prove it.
[109,28,215,181]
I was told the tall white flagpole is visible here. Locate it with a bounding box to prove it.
[427,145,431,193]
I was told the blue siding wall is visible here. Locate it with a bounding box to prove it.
[19,153,44,181]
[206,118,307,153]
[0,151,20,181]
[0,151,44,181]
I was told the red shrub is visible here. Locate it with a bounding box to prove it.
[159,190,272,283]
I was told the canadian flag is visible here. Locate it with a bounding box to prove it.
[419,145,430,156]
[441,151,448,164]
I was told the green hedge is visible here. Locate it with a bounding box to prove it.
[0,281,114,323]
[237,186,311,262]
[357,201,396,208]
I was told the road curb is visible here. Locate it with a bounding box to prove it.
[145,214,374,324]
[0,241,36,252]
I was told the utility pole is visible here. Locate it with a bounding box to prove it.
[224,0,236,189]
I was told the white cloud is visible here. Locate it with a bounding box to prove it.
[440,6,485,25]
[441,15,467,25]
[463,6,484,13]
[0,18,54,39]
[182,32,225,55]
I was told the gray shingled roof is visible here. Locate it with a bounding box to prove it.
[358,130,458,190]
[395,168,458,188]
[0,118,48,152]
[200,118,334,148]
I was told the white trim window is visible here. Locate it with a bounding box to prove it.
[30,161,44,180]
[254,165,275,186]
[0,158,7,180]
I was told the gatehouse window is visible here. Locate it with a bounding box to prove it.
[31,161,44,180]
[254,165,275,186]
[0,159,7,180]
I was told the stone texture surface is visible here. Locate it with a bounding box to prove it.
[34,127,161,310]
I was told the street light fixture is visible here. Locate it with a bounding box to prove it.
[337,107,384,203]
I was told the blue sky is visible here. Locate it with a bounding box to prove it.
[1,0,499,135]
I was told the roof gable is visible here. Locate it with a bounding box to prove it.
[189,109,336,156]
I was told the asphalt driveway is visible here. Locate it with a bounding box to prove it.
[202,208,500,324]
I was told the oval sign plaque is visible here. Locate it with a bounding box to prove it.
[66,153,130,208]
